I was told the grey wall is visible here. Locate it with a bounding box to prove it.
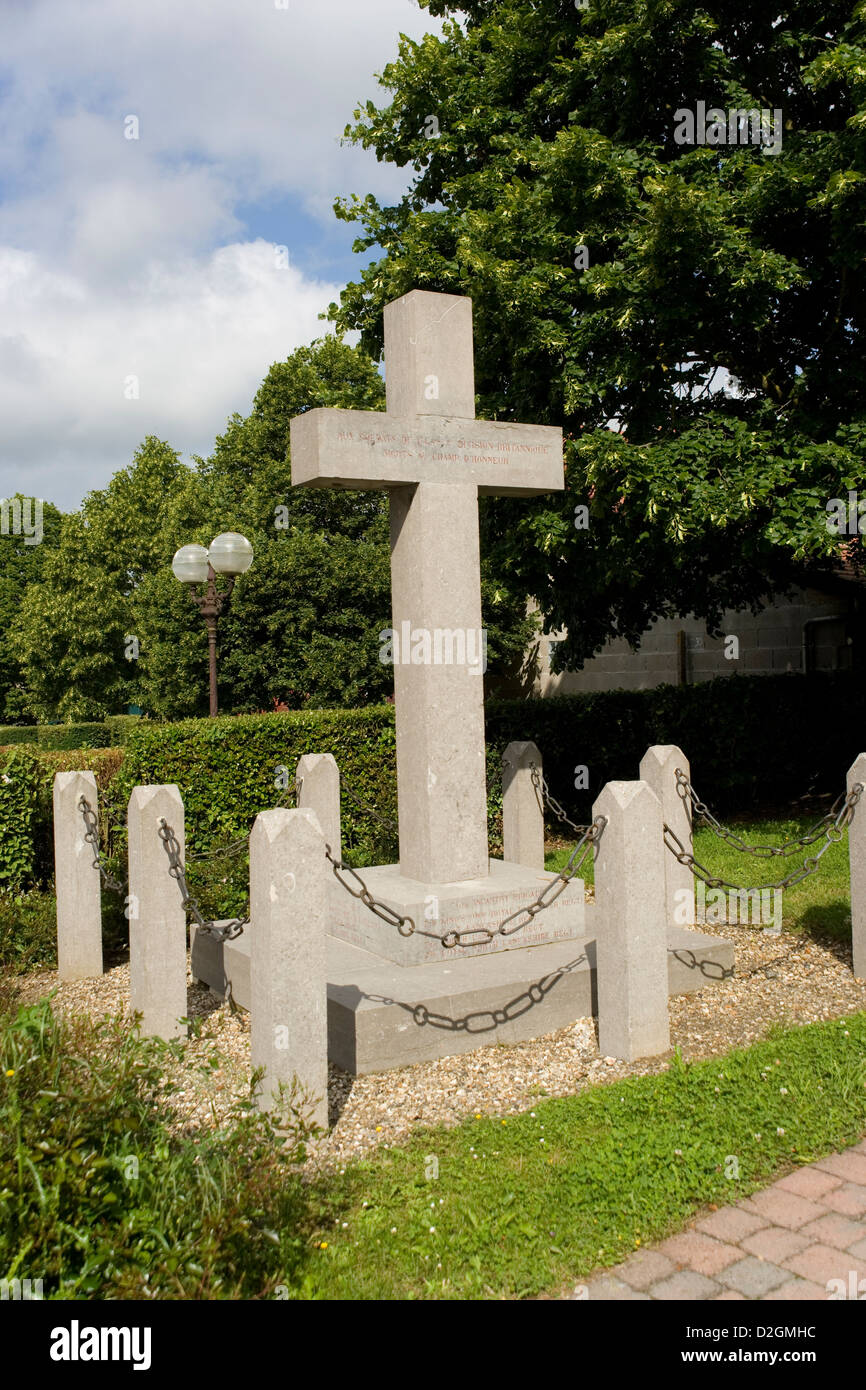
[534,587,854,696]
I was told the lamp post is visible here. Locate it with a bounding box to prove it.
[171,532,254,717]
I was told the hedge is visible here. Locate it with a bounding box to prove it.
[0,722,115,751]
[1,673,862,895]
[117,708,399,863]
[0,747,125,891]
[487,671,866,823]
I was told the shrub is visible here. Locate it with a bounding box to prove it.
[0,750,42,890]
[104,714,146,747]
[0,995,317,1298]
[1,673,862,902]
[0,724,113,752]
[486,672,866,824]
[118,708,399,864]
[0,889,57,972]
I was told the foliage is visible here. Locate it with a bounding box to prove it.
[0,996,317,1298]
[332,0,866,665]
[117,708,400,864]
[487,670,866,822]
[0,890,57,973]
[0,723,114,751]
[0,750,42,891]
[0,498,64,722]
[0,746,125,894]
[1,673,862,896]
[17,440,188,721]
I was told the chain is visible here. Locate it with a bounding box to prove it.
[185,779,298,863]
[327,816,606,950]
[324,845,416,936]
[442,816,606,949]
[663,783,862,894]
[340,781,398,834]
[158,819,247,942]
[78,796,126,895]
[526,762,591,837]
[676,769,853,859]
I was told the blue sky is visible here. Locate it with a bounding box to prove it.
[0,0,442,509]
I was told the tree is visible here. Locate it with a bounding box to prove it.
[18,442,189,720]
[16,334,538,720]
[130,335,535,716]
[331,0,866,668]
[0,498,63,721]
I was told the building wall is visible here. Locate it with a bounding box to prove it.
[534,587,854,696]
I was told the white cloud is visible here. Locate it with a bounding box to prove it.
[0,241,340,506]
[0,0,442,507]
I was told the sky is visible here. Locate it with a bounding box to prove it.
[0,0,443,510]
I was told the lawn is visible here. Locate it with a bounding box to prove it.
[300,1014,866,1300]
[546,812,852,939]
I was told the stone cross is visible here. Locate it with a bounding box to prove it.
[290,291,564,884]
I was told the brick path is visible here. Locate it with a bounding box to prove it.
[579,1139,866,1300]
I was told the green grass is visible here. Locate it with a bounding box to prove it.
[2,982,864,1300]
[546,813,852,939]
[300,1015,866,1300]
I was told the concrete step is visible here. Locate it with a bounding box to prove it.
[191,911,733,1075]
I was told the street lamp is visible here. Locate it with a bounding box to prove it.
[171,532,253,717]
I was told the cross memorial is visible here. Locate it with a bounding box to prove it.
[292,291,563,878]
[291,291,585,961]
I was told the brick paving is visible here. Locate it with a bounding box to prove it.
[577,1137,866,1300]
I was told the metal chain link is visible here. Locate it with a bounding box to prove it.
[158,819,247,942]
[186,779,298,863]
[324,844,415,936]
[675,769,856,859]
[326,816,605,950]
[440,816,606,949]
[526,761,591,837]
[663,782,862,894]
[78,796,126,895]
[340,781,398,834]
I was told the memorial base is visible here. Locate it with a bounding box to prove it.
[191,906,734,1075]
[325,857,586,965]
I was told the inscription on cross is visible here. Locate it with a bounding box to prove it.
[290,290,564,885]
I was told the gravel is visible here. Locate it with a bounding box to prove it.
[11,921,865,1175]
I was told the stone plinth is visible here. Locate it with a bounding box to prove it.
[191,914,734,1075]
[848,753,866,980]
[326,857,585,965]
[296,754,341,862]
[594,780,670,1062]
[127,784,187,1041]
[250,808,328,1128]
[640,744,694,927]
[502,741,545,869]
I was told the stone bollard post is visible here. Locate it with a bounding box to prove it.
[54,771,103,980]
[250,808,329,1129]
[296,754,341,860]
[640,744,694,927]
[127,785,187,1040]
[593,780,670,1061]
[848,753,866,980]
[502,741,545,870]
